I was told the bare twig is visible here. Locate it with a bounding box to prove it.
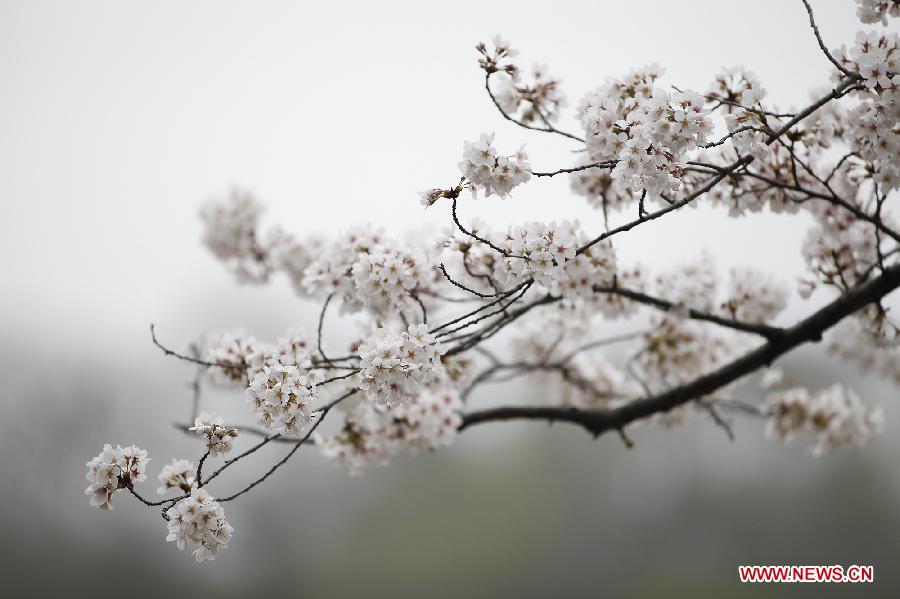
[800,0,859,80]
[484,72,585,143]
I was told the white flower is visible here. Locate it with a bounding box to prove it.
[85,444,150,510]
[856,0,900,24]
[202,331,259,387]
[802,217,881,294]
[157,459,196,495]
[315,387,463,475]
[492,63,567,124]
[832,36,900,192]
[724,111,770,161]
[827,319,900,385]
[247,362,320,436]
[569,158,634,212]
[458,133,531,198]
[706,67,767,110]
[636,318,735,391]
[722,267,787,324]
[200,188,272,283]
[189,413,238,456]
[579,66,711,196]
[165,488,233,562]
[766,385,883,455]
[357,324,445,406]
[759,368,784,390]
[302,228,433,320]
[654,255,718,314]
[844,31,899,89]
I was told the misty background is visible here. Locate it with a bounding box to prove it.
[1,1,898,597]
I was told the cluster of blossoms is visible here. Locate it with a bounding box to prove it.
[578,64,714,196]
[493,63,567,124]
[802,218,879,293]
[199,188,269,283]
[247,361,320,436]
[302,227,434,319]
[157,459,197,494]
[856,0,900,24]
[840,30,899,89]
[204,327,322,385]
[569,159,633,212]
[443,218,647,321]
[200,194,433,317]
[475,35,519,75]
[837,31,900,190]
[165,488,233,562]
[555,354,635,409]
[609,89,713,195]
[199,189,318,287]
[510,319,638,410]
[498,220,578,286]
[700,142,810,216]
[715,71,771,161]
[706,67,766,111]
[504,257,786,420]
[357,324,444,405]
[85,444,150,510]
[721,267,788,324]
[203,328,325,436]
[315,388,463,474]
[828,319,900,384]
[765,384,884,456]
[654,256,719,314]
[458,133,532,198]
[635,317,735,394]
[189,412,238,456]
[800,197,887,299]
[203,330,259,386]
[654,256,787,325]
[479,35,567,125]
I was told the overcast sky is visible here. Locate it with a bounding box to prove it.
[0,0,864,359]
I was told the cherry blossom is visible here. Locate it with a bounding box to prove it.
[165,488,233,562]
[85,444,149,510]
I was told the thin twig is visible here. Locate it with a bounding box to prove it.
[800,0,859,80]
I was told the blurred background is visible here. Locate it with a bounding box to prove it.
[2,0,898,596]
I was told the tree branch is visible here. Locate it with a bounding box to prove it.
[460,262,900,437]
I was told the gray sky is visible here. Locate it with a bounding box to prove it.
[0,0,864,356]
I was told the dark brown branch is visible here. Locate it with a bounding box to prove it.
[127,485,174,508]
[195,450,211,486]
[460,262,900,436]
[687,163,900,244]
[574,78,859,258]
[217,408,330,503]
[591,285,786,339]
[701,125,773,149]
[439,263,501,299]
[317,294,335,366]
[444,293,560,355]
[150,324,245,372]
[451,197,521,257]
[435,282,532,339]
[532,160,618,178]
[430,281,529,334]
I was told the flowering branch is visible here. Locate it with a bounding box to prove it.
[461,261,900,436]
[85,0,900,564]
